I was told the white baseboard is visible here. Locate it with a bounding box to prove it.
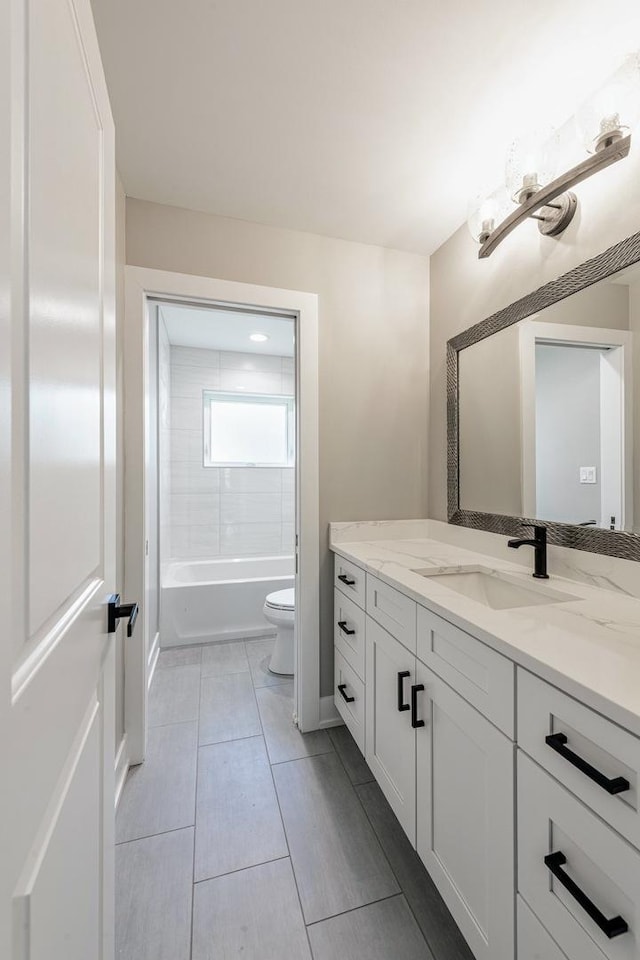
[114,734,130,809]
[318,694,343,729]
[147,631,160,690]
[161,627,276,648]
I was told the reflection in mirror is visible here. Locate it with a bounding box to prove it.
[459,265,639,533]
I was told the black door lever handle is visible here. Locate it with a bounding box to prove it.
[107,594,139,637]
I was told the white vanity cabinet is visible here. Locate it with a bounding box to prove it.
[415,661,515,960]
[331,549,640,960]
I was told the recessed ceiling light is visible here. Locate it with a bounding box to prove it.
[250,332,269,342]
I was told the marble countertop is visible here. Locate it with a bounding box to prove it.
[330,524,640,737]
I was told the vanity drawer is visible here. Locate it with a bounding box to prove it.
[334,554,366,608]
[416,605,514,737]
[334,588,365,681]
[366,573,417,653]
[519,670,640,849]
[518,752,640,960]
[517,897,568,960]
[334,648,365,753]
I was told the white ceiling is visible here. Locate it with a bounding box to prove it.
[159,303,295,356]
[91,0,640,256]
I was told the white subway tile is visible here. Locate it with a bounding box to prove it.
[171,364,220,399]
[170,493,219,527]
[220,492,282,524]
[171,462,219,494]
[281,374,295,396]
[220,467,281,494]
[282,490,295,524]
[220,351,282,374]
[281,523,295,554]
[219,523,282,557]
[171,429,202,463]
[281,468,295,494]
[219,369,284,394]
[171,345,220,369]
[171,524,220,559]
[171,397,202,431]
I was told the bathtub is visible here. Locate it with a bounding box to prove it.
[161,556,295,647]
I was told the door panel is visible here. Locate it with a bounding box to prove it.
[416,661,515,960]
[365,616,416,842]
[2,0,116,954]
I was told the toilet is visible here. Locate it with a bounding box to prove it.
[263,587,295,675]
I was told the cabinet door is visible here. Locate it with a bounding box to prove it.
[365,616,416,842]
[416,662,515,960]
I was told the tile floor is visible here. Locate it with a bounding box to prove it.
[115,637,474,960]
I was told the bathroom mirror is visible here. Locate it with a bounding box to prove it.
[448,231,640,561]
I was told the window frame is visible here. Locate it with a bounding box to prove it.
[203,389,295,468]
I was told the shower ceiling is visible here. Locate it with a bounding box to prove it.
[159,303,295,357]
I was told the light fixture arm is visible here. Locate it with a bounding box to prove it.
[479,135,631,259]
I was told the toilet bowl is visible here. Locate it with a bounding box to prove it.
[263,587,295,675]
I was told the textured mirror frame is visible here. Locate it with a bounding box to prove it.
[447,231,640,562]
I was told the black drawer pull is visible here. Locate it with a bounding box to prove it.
[545,733,630,795]
[337,620,355,636]
[397,671,410,712]
[338,683,355,703]
[411,683,425,728]
[544,851,628,939]
[338,574,356,587]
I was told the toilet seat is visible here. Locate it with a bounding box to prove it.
[265,588,295,611]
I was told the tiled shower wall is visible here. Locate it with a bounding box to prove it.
[159,318,171,564]
[165,345,295,559]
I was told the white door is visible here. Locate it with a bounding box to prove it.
[1,0,117,955]
[415,662,515,960]
[365,617,417,842]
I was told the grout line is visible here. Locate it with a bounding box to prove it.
[305,890,406,929]
[198,729,264,748]
[115,823,196,847]
[268,747,335,767]
[189,659,203,960]
[352,781,437,960]
[193,854,290,886]
[254,676,315,958]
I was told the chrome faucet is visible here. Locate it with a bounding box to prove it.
[507,524,549,579]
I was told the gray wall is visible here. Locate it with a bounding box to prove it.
[429,142,640,524]
[125,198,430,696]
[535,344,601,524]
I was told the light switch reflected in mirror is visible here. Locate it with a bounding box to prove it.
[458,262,639,534]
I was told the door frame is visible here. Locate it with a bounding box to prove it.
[123,266,320,763]
[519,319,634,529]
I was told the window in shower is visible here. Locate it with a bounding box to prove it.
[203,390,295,467]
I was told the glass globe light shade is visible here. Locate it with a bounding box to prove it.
[505,128,558,204]
[576,52,640,153]
[467,188,511,244]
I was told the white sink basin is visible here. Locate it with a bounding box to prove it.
[415,565,579,611]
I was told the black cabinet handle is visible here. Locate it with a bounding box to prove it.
[397,671,410,712]
[411,683,425,728]
[544,851,628,939]
[545,733,630,795]
[107,594,139,638]
[338,683,355,703]
[337,620,356,636]
[338,574,356,586]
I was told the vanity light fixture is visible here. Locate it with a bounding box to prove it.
[249,332,269,342]
[469,53,640,259]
